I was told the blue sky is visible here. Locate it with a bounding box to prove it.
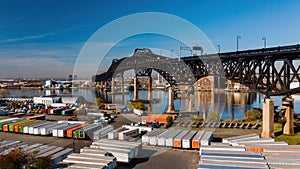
[0,0,299,78]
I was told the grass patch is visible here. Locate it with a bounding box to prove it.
[274,122,300,145]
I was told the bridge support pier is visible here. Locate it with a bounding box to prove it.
[262,98,275,138]
[104,81,108,91]
[133,76,139,101]
[167,87,175,113]
[147,77,152,101]
[111,77,115,94]
[283,96,294,135]
[121,76,124,93]
[188,94,195,112]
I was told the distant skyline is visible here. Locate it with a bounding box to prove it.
[0,0,300,78]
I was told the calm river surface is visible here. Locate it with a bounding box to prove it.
[2,88,300,120]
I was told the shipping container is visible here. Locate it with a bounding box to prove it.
[51,148,73,165]
[72,124,95,139]
[62,157,109,169]
[0,117,19,124]
[23,121,47,134]
[222,134,259,144]
[108,127,125,140]
[53,124,78,137]
[78,124,103,139]
[157,129,176,146]
[90,144,133,163]
[66,124,87,138]
[141,129,160,144]
[118,128,139,140]
[9,119,33,132]
[182,130,197,149]
[50,108,64,115]
[15,120,40,133]
[33,122,57,135]
[192,131,205,149]
[29,121,52,135]
[200,131,213,146]
[165,129,182,147]
[149,129,167,146]
[40,122,68,135]
[66,163,106,169]
[19,121,42,133]
[26,114,46,120]
[61,109,74,116]
[93,125,114,140]
[4,119,30,132]
[36,147,64,158]
[173,130,189,148]
[66,153,116,169]
[57,124,81,137]
[0,118,20,131]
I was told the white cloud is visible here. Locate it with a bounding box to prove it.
[0,32,53,43]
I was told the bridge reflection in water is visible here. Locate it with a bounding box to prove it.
[96,90,259,120]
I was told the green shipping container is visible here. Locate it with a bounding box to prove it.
[72,124,95,139]
[0,119,21,131]
[8,120,30,132]
[62,109,74,116]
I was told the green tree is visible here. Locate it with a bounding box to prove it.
[245,108,262,121]
[26,156,52,169]
[130,101,146,110]
[0,147,28,169]
[166,116,173,128]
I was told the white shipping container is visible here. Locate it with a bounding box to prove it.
[118,128,139,140]
[182,130,197,149]
[33,122,55,135]
[108,127,125,140]
[157,130,175,146]
[93,125,114,140]
[41,122,68,136]
[192,131,205,149]
[29,121,52,135]
[200,131,213,146]
[141,129,159,144]
[55,124,80,137]
[149,129,167,146]
[23,121,45,134]
[165,129,182,147]
[222,134,259,144]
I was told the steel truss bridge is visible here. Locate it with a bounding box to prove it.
[93,44,300,96]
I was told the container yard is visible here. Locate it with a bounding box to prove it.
[0,138,73,167]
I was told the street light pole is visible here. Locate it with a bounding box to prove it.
[237,36,241,51]
[262,37,267,48]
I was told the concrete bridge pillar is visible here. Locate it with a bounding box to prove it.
[121,76,124,93]
[167,87,175,113]
[104,81,108,91]
[262,98,275,138]
[99,81,103,88]
[283,96,294,135]
[133,76,139,101]
[111,77,115,94]
[147,77,152,101]
[188,93,195,112]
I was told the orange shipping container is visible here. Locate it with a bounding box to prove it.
[14,120,40,132]
[192,140,200,149]
[173,139,181,148]
[66,124,87,138]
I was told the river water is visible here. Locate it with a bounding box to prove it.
[1,88,300,120]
